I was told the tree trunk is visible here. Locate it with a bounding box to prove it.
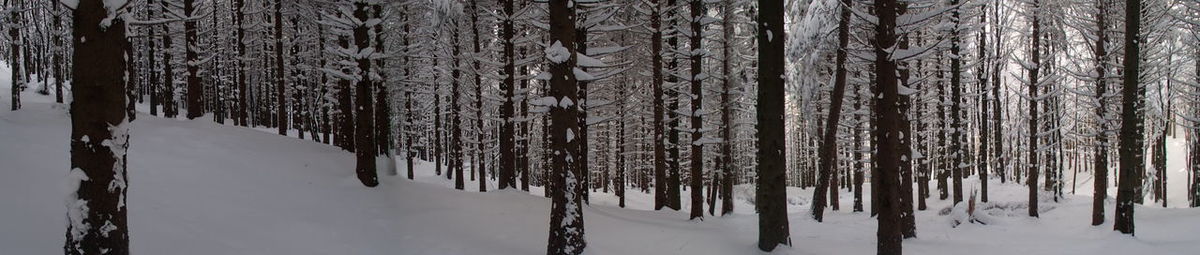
[1092,0,1110,225]
[546,1,586,254]
[352,1,378,188]
[651,0,669,211]
[1027,0,1041,218]
[66,1,130,253]
[499,0,518,190]
[272,0,287,134]
[184,0,203,119]
[666,0,683,211]
[1114,0,1143,235]
[719,0,737,216]
[756,0,791,251]
[873,0,905,253]
[812,0,852,222]
[687,0,706,221]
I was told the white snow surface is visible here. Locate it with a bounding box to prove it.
[3,63,1200,254]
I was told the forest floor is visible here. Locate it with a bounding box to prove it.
[2,64,1199,254]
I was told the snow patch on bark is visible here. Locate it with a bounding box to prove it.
[545,41,571,64]
[65,168,91,246]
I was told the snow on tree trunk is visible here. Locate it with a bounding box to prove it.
[66,0,131,253]
[872,0,905,253]
[1114,0,1144,235]
[546,1,586,254]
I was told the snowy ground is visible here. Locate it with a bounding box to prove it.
[2,63,1199,254]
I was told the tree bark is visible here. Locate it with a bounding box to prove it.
[873,0,905,253]
[1114,0,1143,235]
[353,1,378,188]
[687,0,706,221]
[757,0,791,251]
[546,1,586,254]
[66,1,131,253]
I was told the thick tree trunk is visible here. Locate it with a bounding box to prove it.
[719,0,736,216]
[337,33,355,151]
[756,0,791,251]
[353,1,378,188]
[499,0,518,190]
[977,2,990,203]
[666,0,683,211]
[950,0,964,205]
[184,0,203,119]
[651,0,669,211]
[66,1,130,253]
[1114,0,1143,235]
[873,0,904,253]
[546,1,586,254]
[687,0,706,221]
[452,26,465,190]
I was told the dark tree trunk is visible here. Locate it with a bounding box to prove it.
[873,0,904,253]
[235,0,248,126]
[1114,0,1143,235]
[719,0,736,216]
[756,0,791,251]
[977,2,990,203]
[8,0,21,111]
[651,0,669,211]
[854,80,866,213]
[337,34,355,151]
[66,1,130,253]
[184,0,203,119]
[687,0,706,221]
[374,5,392,162]
[811,0,852,222]
[161,0,177,119]
[666,0,683,211]
[403,6,415,180]
[273,0,287,134]
[53,0,65,104]
[353,1,378,188]
[452,25,465,190]
[950,0,964,205]
[499,0,518,190]
[470,1,486,192]
[546,1,586,254]
[895,2,916,239]
[1027,0,1041,218]
[1092,0,1110,225]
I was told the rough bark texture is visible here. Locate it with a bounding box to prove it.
[651,0,669,211]
[1092,0,1110,225]
[499,0,518,190]
[353,1,379,188]
[185,0,203,120]
[811,0,852,222]
[66,1,131,253]
[687,0,706,221]
[1114,0,1143,235]
[873,0,904,253]
[546,1,586,254]
[756,0,791,251]
[719,0,736,216]
[1027,0,1041,218]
